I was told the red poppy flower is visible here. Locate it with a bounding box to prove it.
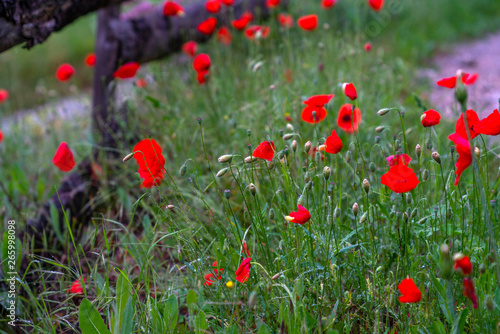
[235,257,251,283]
[474,109,500,136]
[197,70,209,85]
[368,0,384,11]
[448,132,472,186]
[217,26,232,45]
[133,139,165,188]
[301,94,334,124]
[221,0,234,5]
[319,130,343,154]
[421,109,441,127]
[463,277,478,309]
[277,13,293,28]
[337,104,361,133]
[453,253,473,276]
[381,164,419,193]
[213,260,224,278]
[68,277,86,294]
[205,260,224,286]
[243,242,251,257]
[56,64,75,81]
[113,62,140,79]
[455,109,480,140]
[0,130,3,142]
[437,72,478,88]
[322,0,336,8]
[343,83,357,101]
[285,204,311,225]
[84,53,96,67]
[0,89,9,103]
[232,12,253,30]
[244,25,270,40]
[205,0,221,13]
[135,78,147,88]
[193,54,211,72]
[204,273,216,286]
[266,0,280,8]
[53,142,76,172]
[163,1,184,16]
[397,277,421,303]
[252,141,275,161]
[198,17,217,34]
[364,42,372,52]
[386,154,411,167]
[297,14,318,31]
[182,41,198,57]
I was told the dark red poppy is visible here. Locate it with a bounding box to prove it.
[421,109,441,127]
[397,277,421,303]
[364,42,372,52]
[235,257,251,283]
[135,78,147,88]
[386,154,411,167]
[285,205,311,225]
[217,26,232,45]
[463,277,478,309]
[221,0,234,5]
[193,54,211,73]
[232,12,253,30]
[68,277,85,294]
[368,0,384,11]
[343,83,357,101]
[319,130,343,154]
[448,132,472,186]
[297,14,318,31]
[381,165,419,193]
[0,89,9,103]
[252,141,275,161]
[437,72,478,88]
[474,109,500,136]
[113,62,140,79]
[301,94,333,124]
[205,0,221,13]
[337,103,361,133]
[56,64,75,81]
[163,1,184,16]
[84,53,96,67]
[182,41,198,57]
[133,139,165,188]
[453,254,473,276]
[266,0,280,8]
[322,0,336,8]
[455,109,480,140]
[198,17,217,34]
[53,142,76,172]
[277,13,293,28]
[244,25,270,40]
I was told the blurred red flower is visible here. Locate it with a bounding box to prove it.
[421,109,441,127]
[205,260,224,286]
[448,132,472,186]
[198,17,217,34]
[322,0,336,9]
[0,130,3,142]
[463,277,478,309]
[277,13,293,28]
[301,94,334,124]
[244,25,270,40]
[232,12,253,30]
[135,78,147,88]
[453,253,473,276]
[364,42,372,52]
[252,141,275,161]
[386,154,411,167]
[221,0,234,5]
[193,54,211,73]
[182,41,198,57]
[197,71,209,85]
[474,109,500,136]
[368,0,384,11]
[53,142,76,172]
[68,277,86,294]
[133,139,165,188]
[381,165,419,193]
[285,205,311,225]
[397,277,421,303]
[113,62,140,79]
[163,1,184,16]
[84,53,96,67]
[205,0,221,13]
[319,130,343,154]
[437,72,478,88]
[266,0,280,8]
[56,64,75,81]
[235,257,251,283]
[217,26,232,45]
[455,109,480,140]
[343,83,357,101]
[337,104,361,133]
[298,14,318,31]
[0,89,9,103]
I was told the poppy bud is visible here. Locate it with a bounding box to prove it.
[474,147,480,159]
[375,136,380,144]
[272,273,281,280]
[247,129,252,137]
[406,193,412,204]
[166,204,175,212]
[485,295,494,310]
[416,144,422,158]
[422,169,429,181]
[248,183,257,196]
[352,203,359,217]
[432,152,441,164]
[305,141,312,152]
[411,208,418,218]
[345,151,352,163]
[292,140,298,152]
[269,208,275,220]
[248,291,258,308]
[283,133,294,140]
[455,82,468,105]
[404,212,409,222]
[377,108,391,116]
[362,179,370,194]
[306,181,313,190]
[360,212,368,223]
[218,154,233,163]
[286,123,294,131]
[426,139,433,150]
[334,207,340,218]
[315,152,321,164]
[352,181,358,191]
[298,195,305,206]
[122,152,134,162]
[268,160,275,170]
[197,117,202,124]
[245,156,257,163]
[217,168,229,177]
[491,200,497,208]
[224,189,231,199]
[450,145,455,154]
[179,164,187,176]
[369,162,376,172]
[479,263,486,275]
[323,166,331,180]
[375,126,385,133]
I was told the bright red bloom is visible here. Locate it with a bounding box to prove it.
[221,0,234,5]
[421,109,441,127]
[193,54,211,72]
[232,12,254,30]
[343,83,357,101]
[398,277,421,303]
[135,78,147,88]
[337,104,361,133]
[368,0,384,11]
[364,42,372,52]
[56,64,75,81]
[205,0,221,13]
[53,142,76,172]
[437,72,478,88]
[217,26,232,45]
[204,273,216,286]
[463,277,478,309]
[277,13,293,28]
[381,165,419,193]
[198,17,217,34]
[133,139,165,188]
[0,130,3,142]
[84,53,96,67]
[319,130,343,154]
[437,76,457,89]
[474,109,500,136]
[252,141,275,161]
[266,0,280,8]
[163,1,184,16]
[68,277,86,294]
[197,70,209,85]
[386,154,411,167]
[285,205,311,225]
[448,132,472,186]
[113,62,140,79]
[235,257,251,283]
[182,41,198,57]
[244,25,270,40]
[455,109,480,140]
[301,94,334,124]
[453,254,473,276]
[205,260,224,286]
[0,89,9,103]
[297,14,318,31]
[322,0,336,9]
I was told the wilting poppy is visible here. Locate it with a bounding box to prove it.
[397,277,421,303]
[193,54,211,73]
[421,109,441,127]
[463,277,478,309]
[474,109,500,136]
[243,242,251,257]
[133,139,165,188]
[235,257,251,283]
[364,42,372,52]
[343,83,357,101]
[205,0,221,13]
[232,12,253,30]
[301,94,334,124]
[277,13,293,28]
[198,17,217,34]
[244,25,270,40]
[68,277,86,294]
[381,164,419,193]
[113,62,140,79]
[448,132,472,186]
[84,53,96,67]
[217,26,232,45]
[252,141,275,161]
[163,1,184,16]
[455,109,480,140]
[135,78,147,88]
[182,41,198,57]
[53,142,76,172]
[322,0,336,9]
[221,0,234,5]
[0,89,9,103]
[386,154,411,167]
[319,130,343,154]
[297,14,318,31]
[453,253,473,276]
[337,104,361,133]
[285,204,311,225]
[56,64,75,81]
[437,72,478,89]
[368,0,384,11]
[266,0,280,8]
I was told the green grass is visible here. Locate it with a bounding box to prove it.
[2,0,500,333]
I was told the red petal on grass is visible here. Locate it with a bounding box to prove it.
[53,142,76,172]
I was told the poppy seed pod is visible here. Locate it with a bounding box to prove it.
[416,144,422,158]
[218,154,233,163]
[474,147,480,159]
[179,164,187,176]
[292,140,298,152]
[432,152,441,164]
[283,133,294,140]
[362,179,370,194]
[122,152,134,162]
[248,183,257,196]
[323,166,331,180]
[375,126,385,133]
[305,141,312,152]
[224,189,231,199]
[377,108,391,116]
[216,168,229,177]
[352,203,359,217]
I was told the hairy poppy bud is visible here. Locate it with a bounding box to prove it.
[247,129,252,137]
[375,136,380,144]
[249,183,257,196]
[218,154,233,163]
[369,162,376,172]
[375,126,385,133]
[286,123,294,131]
[298,195,305,206]
[315,151,321,164]
[245,156,257,163]
[179,164,187,176]
[197,117,202,124]
[352,181,358,191]
[323,166,331,180]
[479,263,486,275]
[432,152,441,164]
[345,151,352,163]
[362,179,370,194]
[272,273,281,280]
[377,108,391,116]
[455,82,468,105]
[283,133,294,140]
[411,208,418,218]
[416,144,422,158]
[269,208,275,220]
[248,291,258,308]
[292,140,298,152]
[305,141,312,152]
[304,172,311,183]
[450,145,455,154]
[279,129,284,137]
[166,204,175,212]
[352,203,359,217]
[334,207,340,218]
[406,193,412,204]
[268,160,275,170]
[422,169,429,181]
[404,212,409,222]
[224,189,231,199]
[360,212,368,223]
[474,147,480,159]
[122,152,134,162]
[217,168,229,177]
[485,295,494,311]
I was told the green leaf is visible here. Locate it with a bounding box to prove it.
[49,203,64,244]
[452,308,469,334]
[195,310,208,334]
[79,299,112,334]
[115,272,131,333]
[119,297,134,334]
[433,319,447,334]
[257,324,271,334]
[164,295,178,334]
[186,289,197,306]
